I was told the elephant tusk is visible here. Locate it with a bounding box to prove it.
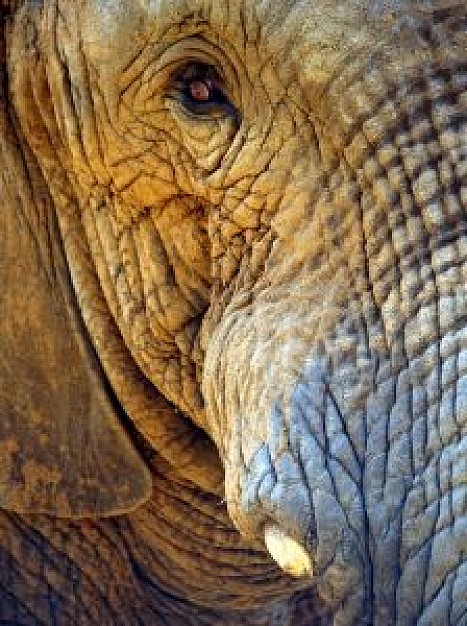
[264,526,313,578]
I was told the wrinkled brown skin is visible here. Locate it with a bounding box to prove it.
[0,0,466,624]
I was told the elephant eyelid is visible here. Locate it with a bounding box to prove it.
[171,62,237,118]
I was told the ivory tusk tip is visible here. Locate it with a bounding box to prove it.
[264,526,313,578]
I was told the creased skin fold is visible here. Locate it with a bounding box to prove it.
[1,1,466,624]
[202,58,467,623]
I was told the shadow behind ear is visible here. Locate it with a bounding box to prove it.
[0,97,151,517]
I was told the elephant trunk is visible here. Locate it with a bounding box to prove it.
[202,54,467,624]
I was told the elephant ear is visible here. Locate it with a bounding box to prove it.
[0,44,152,517]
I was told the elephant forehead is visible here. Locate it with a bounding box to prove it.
[77,0,406,83]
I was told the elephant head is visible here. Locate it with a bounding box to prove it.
[1,0,466,623]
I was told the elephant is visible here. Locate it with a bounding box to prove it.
[0,0,466,623]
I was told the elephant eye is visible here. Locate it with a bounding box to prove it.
[188,78,214,102]
[174,63,235,117]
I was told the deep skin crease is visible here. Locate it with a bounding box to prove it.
[0,0,466,624]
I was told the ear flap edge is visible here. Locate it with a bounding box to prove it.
[0,78,152,518]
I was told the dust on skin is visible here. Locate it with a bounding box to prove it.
[0,438,19,490]
[0,441,70,514]
[22,460,71,515]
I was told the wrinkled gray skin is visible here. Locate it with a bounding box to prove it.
[0,0,466,624]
